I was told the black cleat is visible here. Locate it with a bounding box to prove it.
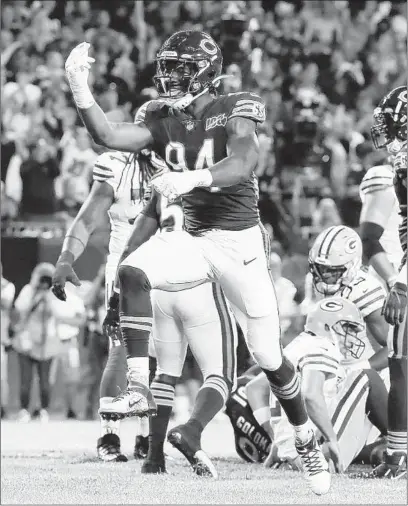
[167,424,218,478]
[134,435,149,460]
[350,451,407,479]
[141,456,166,474]
[97,434,128,462]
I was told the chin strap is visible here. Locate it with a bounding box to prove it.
[172,74,233,111]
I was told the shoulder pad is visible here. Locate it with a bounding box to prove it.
[360,165,394,195]
[92,151,130,183]
[226,92,266,124]
[348,271,386,316]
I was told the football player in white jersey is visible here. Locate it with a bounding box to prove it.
[268,297,388,472]
[52,147,237,475]
[104,187,237,477]
[52,149,154,462]
[304,226,389,374]
[356,86,407,479]
[359,162,403,289]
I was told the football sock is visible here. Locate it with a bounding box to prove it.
[118,265,152,385]
[262,356,309,432]
[99,344,127,437]
[387,356,407,454]
[148,374,177,460]
[99,342,127,398]
[149,355,157,385]
[364,369,388,436]
[187,375,230,436]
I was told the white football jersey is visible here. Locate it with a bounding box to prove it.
[360,164,403,268]
[286,331,343,395]
[93,151,145,271]
[302,267,386,363]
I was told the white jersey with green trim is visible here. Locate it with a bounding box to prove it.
[359,164,403,268]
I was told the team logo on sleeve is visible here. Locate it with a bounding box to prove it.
[205,113,228,131]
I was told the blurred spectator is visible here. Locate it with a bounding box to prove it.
[19,138,60,219]
[1,266,16,419]
[12,263,83,422]
[311,198,342,239]
[51,283,86,419]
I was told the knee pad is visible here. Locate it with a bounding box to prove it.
[118,265,151,296]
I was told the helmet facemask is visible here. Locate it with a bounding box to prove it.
[309,262,347,295]
[309,256,361,296]
[331,320,365,360]
[371,108,407,152]
[153,57,219,99]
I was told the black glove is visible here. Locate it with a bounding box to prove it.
[52,261,81,301]
[382,281,407,325]
[102,292,120,341]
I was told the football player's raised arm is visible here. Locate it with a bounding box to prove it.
[301,369,337,444]
[77,104,153,152]
[208,117,259,187]
[360,187,398,288]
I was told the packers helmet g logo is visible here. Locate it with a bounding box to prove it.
[345,238,357,254]
[320,300,344,312]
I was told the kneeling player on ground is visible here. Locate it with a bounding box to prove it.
[261,298,388,472]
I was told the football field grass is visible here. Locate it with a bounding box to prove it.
[1,416,406,504]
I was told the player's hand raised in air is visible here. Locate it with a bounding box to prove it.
[52,262,81,301]
[382,281,407,325]
[65,42,95,87]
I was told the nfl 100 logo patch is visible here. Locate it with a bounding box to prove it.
[205,113,228,131]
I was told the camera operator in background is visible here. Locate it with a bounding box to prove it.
[12,262,84,422]
[1,264,16,419]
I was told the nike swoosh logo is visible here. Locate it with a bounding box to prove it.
[244,257,257,266]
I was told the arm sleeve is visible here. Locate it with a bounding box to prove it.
[360,221,385,260]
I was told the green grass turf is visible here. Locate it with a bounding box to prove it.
[1,417,406,504]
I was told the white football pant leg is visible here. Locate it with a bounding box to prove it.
[199,226,282,370]
[176,283,237,390]
[121,231,211,291]
[328,370,372,471]
[151,289,188,378]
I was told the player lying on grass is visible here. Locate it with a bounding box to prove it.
[244,297,388,473]
[225,364,280,464]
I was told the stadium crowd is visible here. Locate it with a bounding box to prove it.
[0,0,406,423]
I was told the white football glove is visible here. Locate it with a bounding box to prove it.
[65,42,96,109]
[151,170,213,201]
[65,42,95,87]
